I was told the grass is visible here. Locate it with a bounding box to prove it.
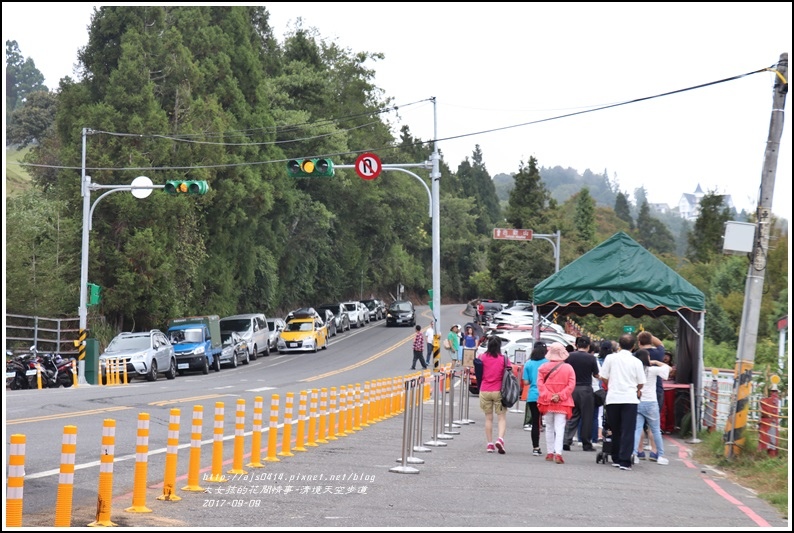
[6,145,34,196]
[689,428,789,517]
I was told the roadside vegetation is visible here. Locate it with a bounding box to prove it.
[5,145,32,196]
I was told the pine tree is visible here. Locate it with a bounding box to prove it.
[614,191,634,229]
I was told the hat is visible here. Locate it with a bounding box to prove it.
[451,324,460,331]
[546,343,569,362]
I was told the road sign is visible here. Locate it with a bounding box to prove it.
[492,228,533,240]
[623,325,636,333]
[355,152,382,180]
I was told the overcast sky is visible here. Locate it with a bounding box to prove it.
[3,2,791,220]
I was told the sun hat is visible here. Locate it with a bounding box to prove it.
[546,343,569,362]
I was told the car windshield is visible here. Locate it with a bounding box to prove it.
[390,302,413,312]
[221,332,236,345]
[343,303,357,312]
[267,321,276,330]
[317,306,337,316]
[286,321,313,332]
[220,319,250,333]
[107,336,150,351]
[170,328,202,344]
[363,301,376,309]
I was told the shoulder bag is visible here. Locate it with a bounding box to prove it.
[500,355,521,407]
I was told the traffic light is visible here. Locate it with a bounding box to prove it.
[427,289,434,310]
[164,180,209,195]
[286,158,335,177]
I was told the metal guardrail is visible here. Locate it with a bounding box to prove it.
[5,314,80,357]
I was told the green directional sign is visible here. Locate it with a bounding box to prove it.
[623,325,635,333]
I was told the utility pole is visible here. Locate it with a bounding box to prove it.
[723,53,788,458]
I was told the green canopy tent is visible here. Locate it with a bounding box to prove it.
[532,231,706,432]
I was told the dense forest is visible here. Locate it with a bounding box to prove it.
[5,6,788,371]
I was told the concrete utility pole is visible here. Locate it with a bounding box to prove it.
[723,53,788,458]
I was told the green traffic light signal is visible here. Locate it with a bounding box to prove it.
[164,180,209,195]
[286,158,334,178]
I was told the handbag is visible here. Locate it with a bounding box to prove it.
[443,338,451,350]
[500,356,520,407]
[473,355,484,386]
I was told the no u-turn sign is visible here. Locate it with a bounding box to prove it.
[355,152,382,180]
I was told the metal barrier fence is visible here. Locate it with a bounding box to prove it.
[5,314,80,357]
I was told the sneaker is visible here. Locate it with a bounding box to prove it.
[495,437,506,454]
[636,451,646,460]
[486,443,495,453]
[546,453,555,461]
[619,465,633,471]
[656,456,669,465]
[582,445,595,451]
[532,448,542,456]
[562,444,571,451]
[523,424,532,432]
[554,454,564,464]
[649,452,659,462]
[611,463,621,467]
[633,454,640,465]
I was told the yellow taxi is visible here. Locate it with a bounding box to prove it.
[276,314,328,353]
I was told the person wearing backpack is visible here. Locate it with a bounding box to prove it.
[537,343,575,464]
[477,336,508,454]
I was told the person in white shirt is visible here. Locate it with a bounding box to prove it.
[632,349,671,465]
[425,320,435,366]
[599,334,646,471]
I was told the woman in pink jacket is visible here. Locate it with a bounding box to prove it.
[537,343,576,464]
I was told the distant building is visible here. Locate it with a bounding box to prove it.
[678,183,734,221]
[649,203,671,214]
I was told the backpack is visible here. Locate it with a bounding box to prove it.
[473,355,484,386]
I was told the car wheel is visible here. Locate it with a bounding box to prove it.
[231,351,238,368]
[250,345,257,361]
[202,357,209,375]
[213,355,221,372]
[263,344,270,357]
[243,349,250,365]
[146,359,158,382]
[165,358,177,380]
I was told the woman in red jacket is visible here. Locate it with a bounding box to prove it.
[538,343,576,464]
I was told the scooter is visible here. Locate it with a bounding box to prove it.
[6,350,37,390]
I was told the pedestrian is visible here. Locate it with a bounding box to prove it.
[636,330,666,453]
[477,300,485,325]
[537,343,576,464]
[446,324,461,365]
[633,349,671,465]
[599,334,646,470]
[410,324,428,370]
[522,342,548,456]
[463,325,478,349]
[593,339,614,443]
[477,336,508,454]
[425,320,435,366]
[562,336,600,452]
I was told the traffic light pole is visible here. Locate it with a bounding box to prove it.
[78,128,161,384]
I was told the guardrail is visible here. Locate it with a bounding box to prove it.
[5,314,80,357]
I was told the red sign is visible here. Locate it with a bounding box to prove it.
[492,228,533,240]
[355,152,382,180]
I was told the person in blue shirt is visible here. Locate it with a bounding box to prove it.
[522,342,548,456]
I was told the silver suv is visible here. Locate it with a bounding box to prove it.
[220,313,270,359]
[341,301,369,328]
[99,330,177,382]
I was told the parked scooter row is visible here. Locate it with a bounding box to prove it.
[5,347,75,390]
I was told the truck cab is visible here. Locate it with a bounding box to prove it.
[167,315,222,375]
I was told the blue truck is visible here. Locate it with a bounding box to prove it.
[166,315,223,375]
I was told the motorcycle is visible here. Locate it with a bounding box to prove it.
[6,350,37,390]
[27,350,74,389]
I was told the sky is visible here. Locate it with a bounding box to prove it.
[3,2,792,220]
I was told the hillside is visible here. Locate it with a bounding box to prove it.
[5,146,33,197]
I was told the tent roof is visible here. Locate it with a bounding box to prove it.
[533,232,705,318]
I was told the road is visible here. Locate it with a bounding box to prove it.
[3,305,788,529]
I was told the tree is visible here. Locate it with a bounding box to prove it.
[635,200,675,254]
[573,188,596,252]
[614,191,634,229]
[6,40,47,134]
[686,192,732,263]
[7,90,58,147]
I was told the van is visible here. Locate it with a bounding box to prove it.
[220,313,270,359]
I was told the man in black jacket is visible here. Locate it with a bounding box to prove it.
[562,336,601,452]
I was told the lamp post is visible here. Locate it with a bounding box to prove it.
[77,128,161,384]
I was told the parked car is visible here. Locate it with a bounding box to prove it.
[277,315,328,353]
[99,330,177,382]
[386,300,416,327]
[319,308,337,337]
[220,313,270,360]
[219,331,249,368]
[341,301,369,328]
[361,299,386,321]
[316,303,351,333]
[266,318,286,352]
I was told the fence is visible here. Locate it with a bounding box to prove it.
[5,314,80,357]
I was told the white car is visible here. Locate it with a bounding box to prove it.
[220,313,270,359]
[340,301,369,328]
[477,331,574,363]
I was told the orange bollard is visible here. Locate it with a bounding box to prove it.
[306,389,319,447]
[228,399,248,474]
[71,359,78,388]
[361,381,371,427]
[35,362,43,389]
[126,412,152,513]
[294,391,308,452]
[157,409,181,501]
[6,434,26,527]
[351,383,361,431]
[181,405,204,492]
[327,388,339,441]
[207,402,227,482]
[336,386,348,437]
[265,394,281,462]
[317,389,329,444]
[88,419,117,526]
[247,396,265,468]
[55,426,77,526]
[279,393,295,457]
